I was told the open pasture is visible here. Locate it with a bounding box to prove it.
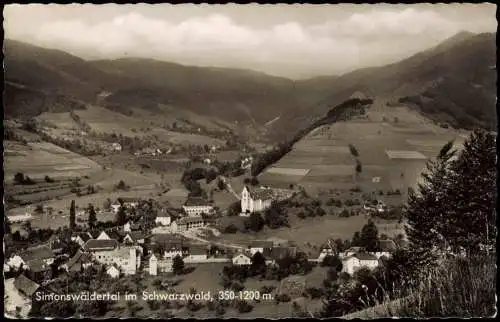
[385,150,427,160]
[265,167,311,176]
[36,112,79,129]
[4,141,102,181]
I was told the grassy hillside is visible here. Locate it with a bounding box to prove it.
[270,32,496,139]
[4,32,496,139]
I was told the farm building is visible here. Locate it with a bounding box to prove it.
[60,250,93,272]
[185,245,208,261]
[71,232,93,248]
[123,221,141,233]
[84,239,119,252]
[248,240,274,256]
[342,252,380,275]
[123,231,146,245]
[14,275,40,298]
[232,252,252,266]
[149,253,173,275]
[7,245,55,270]
[86,243,141,275]
[172,216,206,232]
[155,209,172,226]
[240,186,274,215]
[182,197,215,217]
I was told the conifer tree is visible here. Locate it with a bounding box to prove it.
[447,129,496,253]
[405,140,456,270]
[88,203,97,229]
[360,219,379,252]
[69,200,76,231]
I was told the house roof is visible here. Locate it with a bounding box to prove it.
[151,234,186,244]
[233,252,250,259]
[345,246,365,253]
[83,239,119,252]
[184,197,212,207]
[379,240,397,252]
[127,231,145,241]
[352,252,379,261]
[28,259,51,273]
[73,232,92,242]
[66,250,92,270]
[177,216,205,225]
[157,209,172,217]
[266,247,291,261]
[189,245,208,255]
[20,246,55,262]
[250,240,274,249]
[245,186,274,201]
[14,275,40,297]
[120,197,139,203]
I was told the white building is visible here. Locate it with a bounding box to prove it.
[232,253,252,266]
[341,253,380,275]
[317,241,337,262]
[107,266,120,278]
[148,254,173,275]
[111,201,121,214]
[172,216,206,232]
[112,143,122,151]
[248,241,274,256]
[241,186,274,215]
[84,239,140,275]
[123,232,145,245]
[96,231,112,240]
[182,197,214,217]
[155,210,172,226]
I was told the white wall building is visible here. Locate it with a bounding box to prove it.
[107,266,120,278]
[249,241,274,256]
[241,186,274,215]
[155,211,172,226]
[341,253,380,275]
[182,197,214,217]
[148,254,173,275]
[232,253,252,266]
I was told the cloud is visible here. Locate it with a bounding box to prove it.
[4,5,497,78]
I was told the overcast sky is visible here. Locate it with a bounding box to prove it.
[4,3,497,79]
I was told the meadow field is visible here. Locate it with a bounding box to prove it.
[257,98,467,196]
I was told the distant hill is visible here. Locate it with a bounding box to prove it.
[271,32,496,139]
[4,32,496,139]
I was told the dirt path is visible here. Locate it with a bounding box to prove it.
[220,176,241,201]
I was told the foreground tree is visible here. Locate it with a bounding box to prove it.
[87,204,97,229]
[172,255,185,275]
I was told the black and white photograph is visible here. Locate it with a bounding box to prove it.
[2,3,497,319]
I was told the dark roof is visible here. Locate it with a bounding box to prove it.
[127,231,146,241]
[120,197,139,203]
[66,250,92,270]
[246,186,274,201]
[20,246,55,262]
[157,209,172,217]
[151,234,186,244]
[345,246,365,253]
[73,232,92,242]
[250,240,274,249]
[14,275,40,297]
[352,252,379,261]
[189,245,208,255]
[83,239,119,252]
[378,240,397,252]
[28,259,51,273]
[177,216,205,225]
[266,247,292,261]
[184,197,212,207]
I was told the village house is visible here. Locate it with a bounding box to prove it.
[123,231,146,245]
[148,253,173,275]
[232,252,252,266]
[155,209,172,226]
[60,250,93,272]
[151,234,190,259]
[316,240,337,262]
[112,142,122,152]
[240,186,274,215]
[7,245,55,271]
[71,232,93,248]
[123,221,141,233]
[341,252,380,275]
[107,265,120,278]
[248,241,274,256]
[46,234,67,255]
[182,197,215,217]
[26,259,52,283]
[120,198,140,209]
[172,216,206,232]
[341,246,366,259]
[185,245,208,262]
[95,230,123,242]
[264,246,297,266]
[14,274,40,299]
[373,240,397,259]
[111,201,121,214]
[84,239,140,275]
[5,275,39,318]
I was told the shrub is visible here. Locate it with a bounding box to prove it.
[223,224,238,234]
[44,175,54,183]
